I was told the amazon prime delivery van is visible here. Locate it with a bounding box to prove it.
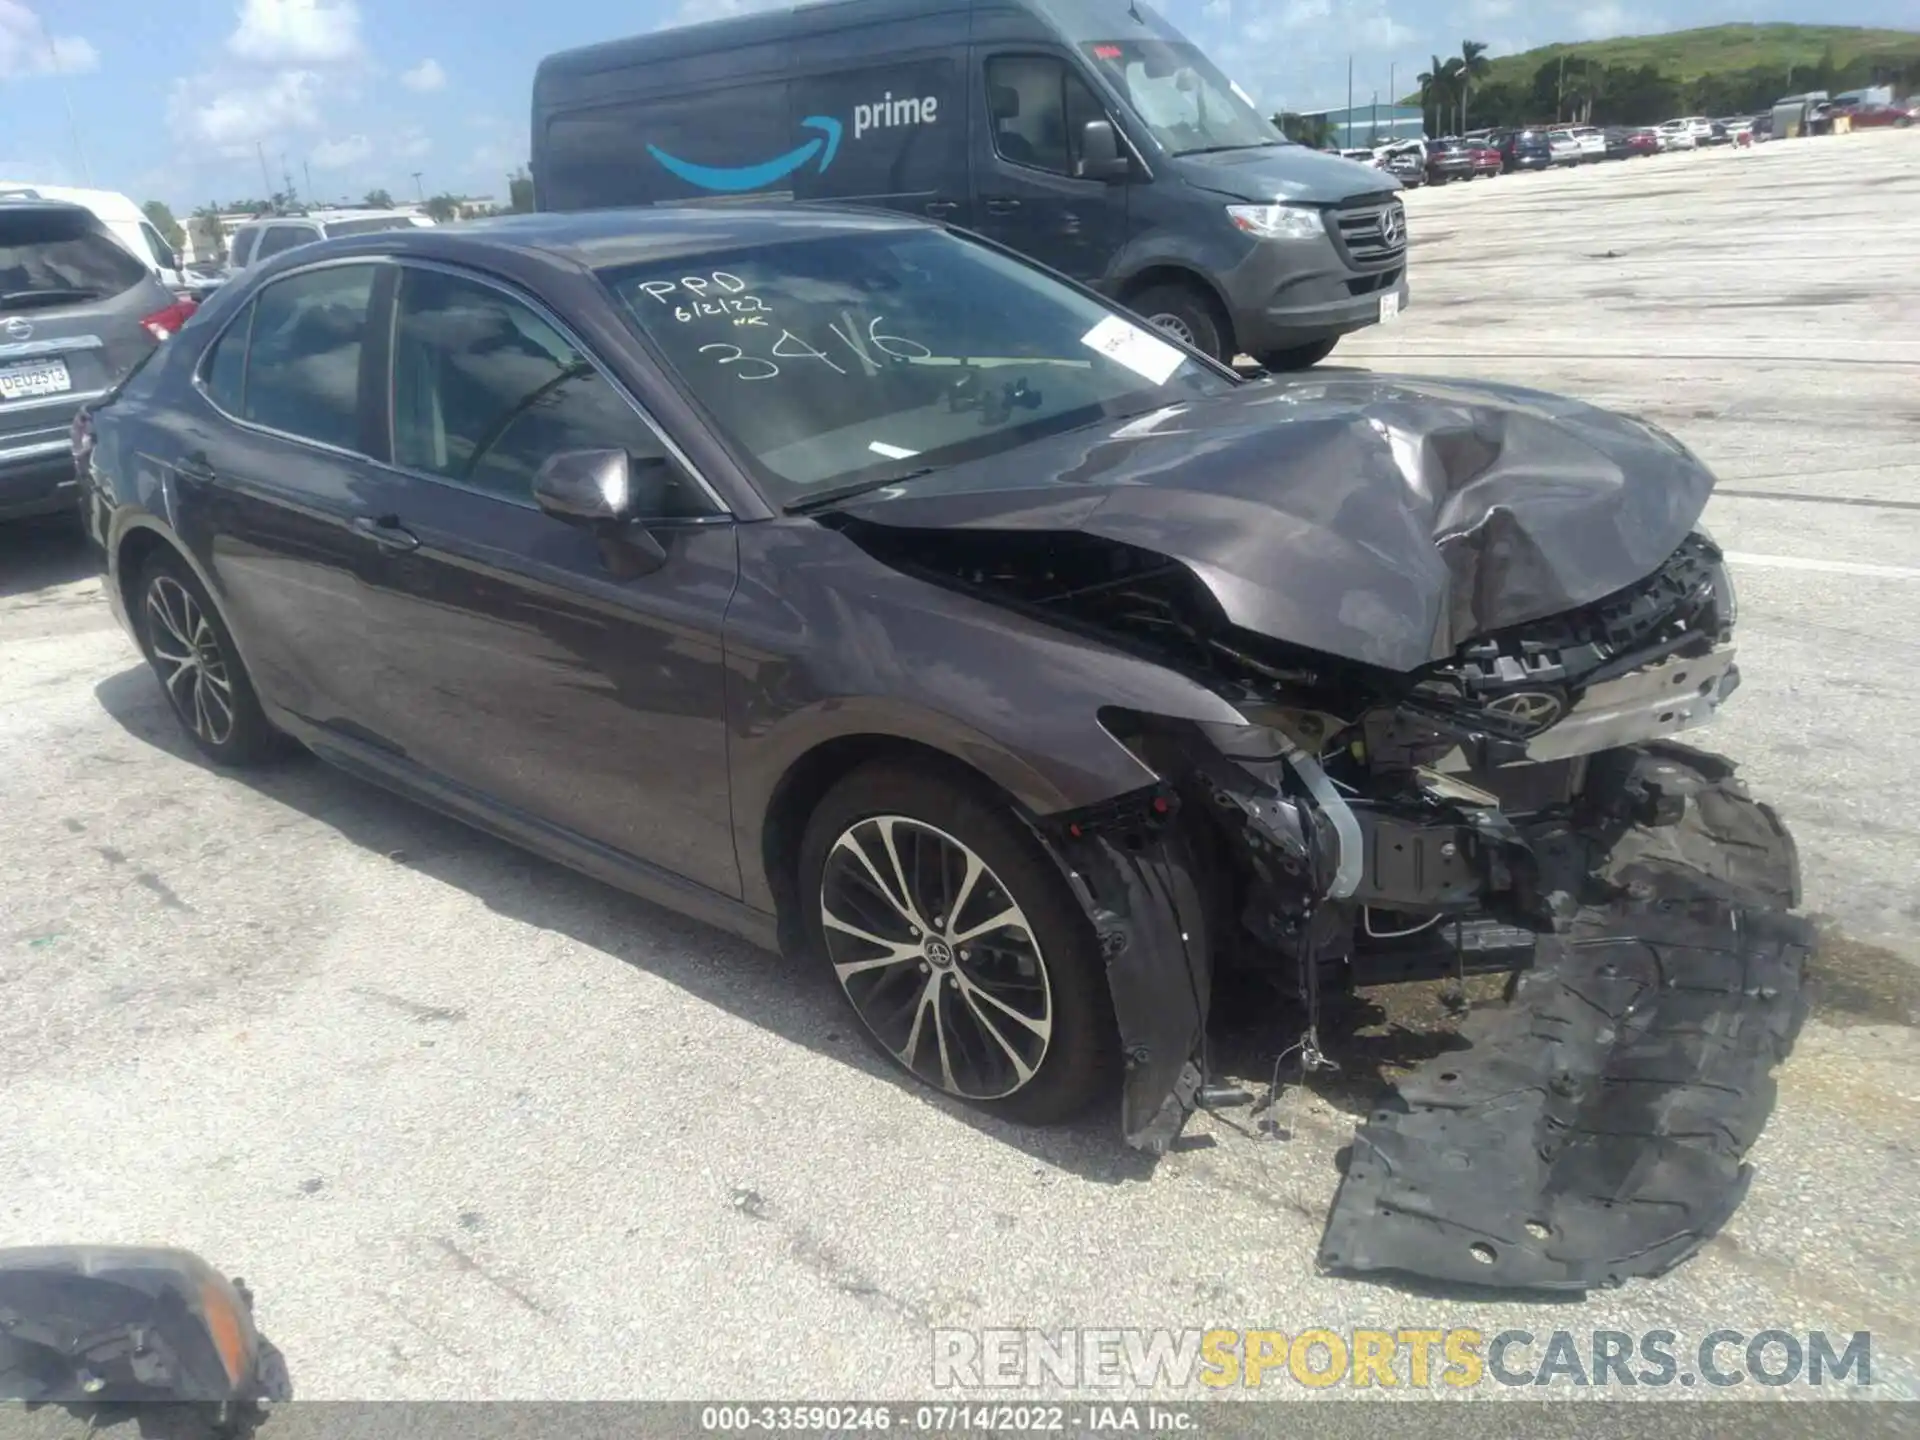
[531,0,1407,369]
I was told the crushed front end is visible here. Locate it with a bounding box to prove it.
[1032,529,1812,1291]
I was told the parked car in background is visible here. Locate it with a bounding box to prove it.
[1601,127,1634,160]
[1844,101,1918,128]
[225,209,431,275]
[1624,128,1661,157]
[1469,142,1503,178]
[1677,116,1715,145]
[1654,120,1698,151]
[1376,148,1425,187]
[1545,129,1582,164]
[1425,138,1480,183]
[1495,128,1553,171]
[1,199,186,523]
[1569,125,1608,161]
[0,182,188,294]
[1715,116,1755,141]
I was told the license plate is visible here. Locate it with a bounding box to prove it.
[0,358,71,400]
[1379,291,1402,322]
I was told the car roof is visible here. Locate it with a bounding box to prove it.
[288,204,934,273]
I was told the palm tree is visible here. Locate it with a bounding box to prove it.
[1417,53,1453,137]
[1458,39,1491,133]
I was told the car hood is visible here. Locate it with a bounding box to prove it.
[1172,145,1396,203]
[834,376,1716,674]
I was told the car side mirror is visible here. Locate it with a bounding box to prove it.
[532,448,677,577]
[1076,120,1130,181]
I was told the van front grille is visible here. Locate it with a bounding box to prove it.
[1331,199,1407,268]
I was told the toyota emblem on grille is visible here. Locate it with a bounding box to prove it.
[3,317,31,342]
[1485,690,1564,734]
[1379,207,1403,246]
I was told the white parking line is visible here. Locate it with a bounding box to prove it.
[1724,552,1920,581]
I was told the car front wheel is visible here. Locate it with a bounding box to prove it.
[798,763,1118,1126]
[136,551,286,766]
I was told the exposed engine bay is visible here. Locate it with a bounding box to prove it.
[834,513,1812,1293]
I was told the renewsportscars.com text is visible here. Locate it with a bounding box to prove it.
[932,1328,1873,1390]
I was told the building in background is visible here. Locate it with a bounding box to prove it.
[1293,104,1425,148]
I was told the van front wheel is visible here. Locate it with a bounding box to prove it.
[1128,283,1229,363]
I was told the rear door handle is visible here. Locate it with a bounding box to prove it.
[984,198,1021,215]
[175,454,216,484]
[924,201,959,219]
[351,514,420,553]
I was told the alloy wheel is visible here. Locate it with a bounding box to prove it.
[819,815,1053,1100]
[145,575,236,747]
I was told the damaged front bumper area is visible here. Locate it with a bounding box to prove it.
[1029,537,1811,1292]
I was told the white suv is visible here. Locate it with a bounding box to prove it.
[226,209,431,272]
[1655,119,1699,151]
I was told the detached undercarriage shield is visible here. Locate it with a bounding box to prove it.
[1319,746,1813,1290]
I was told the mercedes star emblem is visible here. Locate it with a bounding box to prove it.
[1485,691,1565,734]
[1380,207,1403,246]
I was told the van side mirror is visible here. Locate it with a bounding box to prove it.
[1077,120,1130,181]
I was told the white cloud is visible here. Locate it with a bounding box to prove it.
[1357,14,1415,49]
[396,127,432,160]
[310,134,372,169]
[169,69,324,154]
[227,0,361,65]
[0,1,98,77]
[1468,0,1518,18]
[400,58,446,92]
[1571,2,1639,40]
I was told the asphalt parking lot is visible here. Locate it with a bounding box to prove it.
[2,130,1916,1407]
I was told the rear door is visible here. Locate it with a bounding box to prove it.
[166,260,393,728]
[969,50,1129,283]
[346,261,743,895]
[1,206,161,480]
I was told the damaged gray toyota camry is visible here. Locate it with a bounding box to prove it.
[75,207,1812,1294]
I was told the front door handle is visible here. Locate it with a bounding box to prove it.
[924,201,959,219]
[984,198,1021,215]
[351,514,420,553]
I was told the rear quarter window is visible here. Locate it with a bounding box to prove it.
[0,208,149,307]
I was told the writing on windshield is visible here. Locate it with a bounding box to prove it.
[604,231,1232,501]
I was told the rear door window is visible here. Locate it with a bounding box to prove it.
[542,82,792,210]
[0,207,149,309]
[241,264,377,452]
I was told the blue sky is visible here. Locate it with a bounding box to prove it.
[3,0,1913,210]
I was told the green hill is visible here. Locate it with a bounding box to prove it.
[1401,24,1920,130]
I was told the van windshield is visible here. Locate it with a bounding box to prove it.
[1081,40,1284,156]
[603,228,1233,504]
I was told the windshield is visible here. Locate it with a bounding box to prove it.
[1081,40,1283,156]
[604,229,1233,504]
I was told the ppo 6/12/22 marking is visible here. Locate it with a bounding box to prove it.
[698,317,932,381]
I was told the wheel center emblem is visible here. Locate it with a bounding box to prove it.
[923,938,955,968]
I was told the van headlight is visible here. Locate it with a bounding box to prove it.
[1227,203,1325,241]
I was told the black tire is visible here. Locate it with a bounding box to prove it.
[135,549,288,766]
[1126,282,1229,363]
[798,761,1119,1126]
[1257,337,1339,371]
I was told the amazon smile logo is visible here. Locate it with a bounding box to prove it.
[649,115,843,193]
[647,91,941,193]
